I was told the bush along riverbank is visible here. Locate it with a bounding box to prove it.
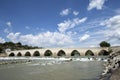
[100,52,120,80]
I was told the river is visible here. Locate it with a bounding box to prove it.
[0,57,107,80]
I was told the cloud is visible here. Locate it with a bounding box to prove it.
[6,21,12,27]
[25,26,30,29]
[7,32,21,42]
[0,37,5,43]
[115,8,120,14]
[87,0,106,11]
[74,18,105,33]
[6,31,73,47]
[79,34,90,41]
[4,21,12,33]
[4,27,12,34]
[90,45,96,47]
[100,15,120,42]
[73,11,79,16]
[58,17,87,32]
[5,17,87,47]
[60,9,79,16]
[60,8,70,16]
[4,28,10,33]
[112,43,120,46]
[36,27,39,30]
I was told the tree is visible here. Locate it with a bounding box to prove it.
[99,41,110,47]
[0,41,41,51]
[16,42,22,46]
[0,47,2,53]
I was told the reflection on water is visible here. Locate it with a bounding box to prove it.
[0,57,106,80]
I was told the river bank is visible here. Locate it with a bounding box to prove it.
[100,52,120,80]
[110,68,120,80]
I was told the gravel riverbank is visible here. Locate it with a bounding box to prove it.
[100,52,120,80]
[110,68,120,80]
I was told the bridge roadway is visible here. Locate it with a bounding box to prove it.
[6,47,109,57]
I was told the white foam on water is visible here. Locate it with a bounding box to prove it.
[80,58,91,61]
[97,58,102,61]
[103,59,107,62]
[47,62,53,65]
[41,63,46,66]
[29,63,40,66]
[57,57,70,61]
[0,57,107,62]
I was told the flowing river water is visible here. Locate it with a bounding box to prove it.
[0,57,107,80]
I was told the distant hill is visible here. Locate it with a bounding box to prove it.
[0,42,43,53]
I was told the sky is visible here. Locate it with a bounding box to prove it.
[0,0,120,48]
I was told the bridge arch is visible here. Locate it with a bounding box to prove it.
[25,51,31,56]
[85,50,94,56]
[9,52,15,57]
[17,52,22,56]
[44,50,52,56]
[33,51,40,56]
[57,50,66,56]
[71,50,80,57]
[98,50,109,56]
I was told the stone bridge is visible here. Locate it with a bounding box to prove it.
[6,47,109,57]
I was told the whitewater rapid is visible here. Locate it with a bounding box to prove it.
[0,57,107,62]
